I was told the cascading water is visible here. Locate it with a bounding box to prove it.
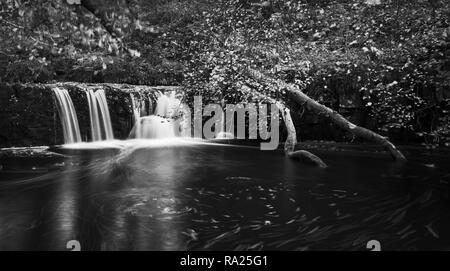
[216,112,234,139]
[154,92,178,117]
[130,91,185,139]
[52,87,82,144]
[130,92,148,139]
[130,92,154,121]
[95,89,114,139]
[86,88,114,141]
[132,115,177,138]
[130,93,141,136]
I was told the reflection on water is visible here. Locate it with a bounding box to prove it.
[0,142,449,250]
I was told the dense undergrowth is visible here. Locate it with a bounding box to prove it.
[0,0,449,146]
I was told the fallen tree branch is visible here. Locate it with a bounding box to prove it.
[78,0,137,56]
[248,69,407,162]
[240,85,296,153]
[80,0,117,37]
[241,85,327,168]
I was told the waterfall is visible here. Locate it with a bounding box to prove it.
[52,87,82,144]
[155,91,181,118]
[215,99,233,139]
[95,89,114,140]
[130,91,185,139]
[130,93,143,138]
[130,93,140,131]
[86,88,114,141]
[131,116,177,138]
[216,112,234,139]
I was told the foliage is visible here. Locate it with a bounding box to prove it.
[0,0,186,84]
[181,0,450,147]
[1,0,449,146]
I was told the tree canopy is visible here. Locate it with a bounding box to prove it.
[1,0,449,147]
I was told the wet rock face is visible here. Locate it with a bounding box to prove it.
[0,84,58,147]
[0,83,180,147]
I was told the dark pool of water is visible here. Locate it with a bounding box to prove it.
[0,142,449,250]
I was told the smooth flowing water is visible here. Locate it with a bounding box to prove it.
[86,88,114,141]
[154,91,181,118]
[0,141,449,250]
[130,92,186,139]
[216,113,234,139]
[52,87,81,144]
[131,116,178,139]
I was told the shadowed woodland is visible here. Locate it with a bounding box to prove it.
[1,0,449,149]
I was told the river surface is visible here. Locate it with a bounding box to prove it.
[0,140,449,250]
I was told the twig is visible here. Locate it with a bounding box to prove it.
[0,50,14,57]
[0,19,25,29]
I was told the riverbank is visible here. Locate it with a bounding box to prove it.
[1,141,449,171]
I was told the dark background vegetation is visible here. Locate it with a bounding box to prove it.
[1,0,449,147]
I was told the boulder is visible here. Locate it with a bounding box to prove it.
[288,150,328,168]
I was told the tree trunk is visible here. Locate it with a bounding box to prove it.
[80,0,117,37]
[240,85,295,153]
[241,85,327,167]
[278,102,327,168]
[276,102,297,153]
[248,69,407,162]
[79,0,136,56]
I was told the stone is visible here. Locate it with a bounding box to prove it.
[288,150,328,168]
